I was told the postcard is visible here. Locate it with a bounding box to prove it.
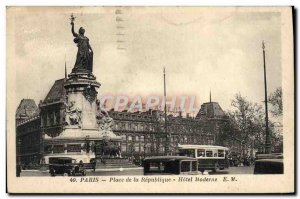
[6,6,294,194]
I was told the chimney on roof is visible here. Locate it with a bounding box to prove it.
[179,110,182,117]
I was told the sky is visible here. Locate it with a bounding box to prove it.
[10,7,282,115]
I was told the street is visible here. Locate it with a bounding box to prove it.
[19,166,254,177]
[208,166,254,175]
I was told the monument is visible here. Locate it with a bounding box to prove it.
[42,14,124,166]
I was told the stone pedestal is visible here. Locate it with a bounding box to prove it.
[43,72,122,164]
[64,72,100,130]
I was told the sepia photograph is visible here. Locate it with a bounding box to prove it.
[6,6,294,194]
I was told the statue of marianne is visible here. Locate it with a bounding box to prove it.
[70,15,93,73]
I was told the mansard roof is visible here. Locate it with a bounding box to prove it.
[15,99,39,119]
[196,102,225,119]
[42,78,66,105]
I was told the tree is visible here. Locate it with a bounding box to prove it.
[268,87,283,152]
[231,94,266,153]
[268,87,282,117]
[218,93,267,156]
[218,92,283,155]
[269,121,283,153]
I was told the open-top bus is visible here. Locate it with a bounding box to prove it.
[177,145,230,172]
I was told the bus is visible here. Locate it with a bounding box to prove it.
[177,145,230,172]
[143,156,200,175]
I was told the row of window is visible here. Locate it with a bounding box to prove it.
[119,139,215,154]
[180,149,226,158]
[111,111,205,125]
[115,122,155,132]
[111,112,154,121]
[114,122,206,134]
[121,143,165,153]
[42,110,61,127]
[119,134,214,144]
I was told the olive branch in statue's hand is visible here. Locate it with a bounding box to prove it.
[70,13,76,25]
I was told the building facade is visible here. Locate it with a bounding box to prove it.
[110,107,226,159]
[16,79,228,165]
[16,99,42,165]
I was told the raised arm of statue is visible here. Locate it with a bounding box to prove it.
[71,22,78,37]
